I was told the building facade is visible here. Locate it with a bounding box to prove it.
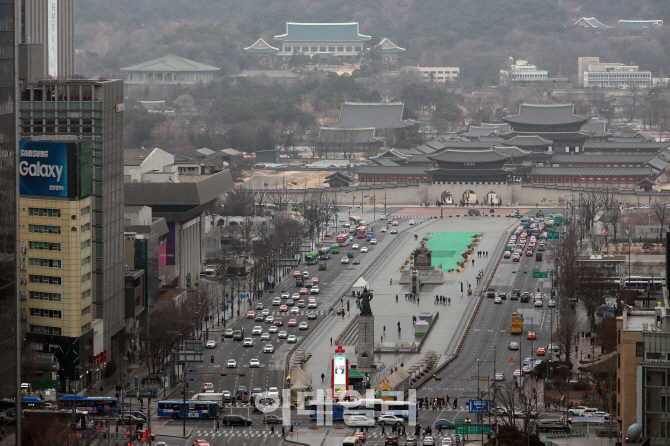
[416,66,459,82]
[508,60,548,81]
[274,22,371,59]
[121,55,220,85]
[580,57,652,88]
[20,80,127,368]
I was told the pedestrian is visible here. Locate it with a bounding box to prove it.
[381,335,384,342]
[472,259,474,266]
[486,251,489,257]
[448,297,451,305]
[453,398,457,409]
[321,373,325,383]
[384,325,386,333]
[438,424,442,434]
[216,420,220,431]
[398,327,401,335]
[382,424,386,436]
[396,295,398,302]
[330,337,333,345]
[446,394,450,404]
[390,278,393,285]
[282,427,285,437]
[392,423,396,434]
[271,425,275,435]
[417,297,420,305]
[366,426,369,433]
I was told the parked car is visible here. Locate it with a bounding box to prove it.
[221,415,252,426]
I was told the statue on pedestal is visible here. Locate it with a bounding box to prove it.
[357,288,373,315]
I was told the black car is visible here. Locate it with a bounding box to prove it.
[404,439,418,446]
[385,435,399,445]
[263,414,284,424]
[347,251,354,258]
[221,414,252,426]
[318,263,327,270]
[486,289,496,298]
[520,292,530,303]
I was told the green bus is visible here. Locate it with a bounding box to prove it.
[331,243,340,254]
[305,252,318,264]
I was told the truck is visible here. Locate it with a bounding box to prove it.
[366,232,373,241]
[232,327,244,341]
[537,417,572,432]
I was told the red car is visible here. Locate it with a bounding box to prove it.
[354,432,366,442]
[537,347,546,356]
[512,254,521,262]
[299,288,309,295]
[527,331,536,340]
[312,277,319,284]
[525,250,534,256]
[292,270,301,277]
[391,221,399,226]
[279,305,288,312]
[246,310,256,319]
[274,318,283,326]
[193,440,210,446]
[288,319,298,327]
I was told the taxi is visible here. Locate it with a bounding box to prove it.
[279,305,288,312]
[299,288,309,295]
[288,319,298,327]
[391,221,399,226]
[246,310,256,319]
[537,347,546,356]
[312,277,320,284]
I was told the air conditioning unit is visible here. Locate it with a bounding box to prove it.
[20,246,26,254]
[20,264,27,271]
[22,329,26,334]
[20,315,26,321]
[20,279,27,285]
[20,294,26,301]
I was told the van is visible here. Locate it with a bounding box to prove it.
[343,437,363,446]
[295,276,303,287]
[536,253,542,261]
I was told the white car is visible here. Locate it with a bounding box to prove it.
[381,227,387,233]
[281,291,290,299]
[370,239,377,245]
[495,372,505,381]
[409,220,416,225]
[302,271,309,278]
[494,296,502,304]
[508,341,519,350]
[344,415,376,427]
[262,309,270,316]
[441,438,453,446]
[534,300,543,307]
[272,297,281,306]
[299,322,309,330]
[360,246,368,253]
[290,306,300,314]
[260,333,270,341]
[249,358,260,368]
[269,326,278,333]
[377,414,405,425]
[287,334,297,343]
[227,359,237,368]
[308,301,317,309]
[341,257,350,264]
[344,222,351,227]
[310,286,320,294]
[252,326,262,335]
[268,387,279,398]
[292,293,300,300]
[278,330,288,339]
[352,243,359,250]
[263,344,274,353]
[206,340,216,348]
[380,214,387,220]
[548,300,556,307]
[266,315,275,324]
[243,337,254,347]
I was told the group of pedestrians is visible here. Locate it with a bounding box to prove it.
[404,293,420,304]
[434,295,451,304]
[477,250,489,257]
[475,269,484,284]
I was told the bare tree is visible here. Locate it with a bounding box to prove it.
[579,190,603,234]
[554,309,580,365]
[651,196,670,242]
[493,378,544,442]
[550,224,582,302]
[577,266,610,330]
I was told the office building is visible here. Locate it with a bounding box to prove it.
[415,66,459,82]
[19,139,94,388]
[21,0,75,78]
[19,79,126,373]
[0,0,18,420]
[579,57,652,88]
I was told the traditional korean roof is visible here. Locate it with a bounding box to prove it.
[493,146,532,159]
[501,135,553,147]
[275,22,372,42]
[121,55,220,72]
[324,172,355,184]
[370,148,411,160]
[583,142,670,152]
[528,167,657,177]
[429,149,508,164]
[612,130,652,140]
[244,38,280,54]
[462,126,498,138]
[618,20,663,30]
[435,141,497,150]
[581,120,611,138]
[478,136,505,143]
[196,148,216,156]
[356,166,430,175]
[372,158,400,167]
[501,131,591,143]
[574,17,610,28]
[327,102,419,129]
[644,156,670,172]
[377,38,405,53]
[503,104,588,127]
[426,168,510,180]
[236,70,298,78]
[316,127,383,144]
[549,154,654,164]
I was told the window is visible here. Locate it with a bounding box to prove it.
[81,256,91,266]
[354,46,362,52]
[328,46,335,52]
[28,225,61,234]
[30,325,61,335]
[319,46,326,52]
[636,342,644,357]
[81,289,91,300]
[618,331,621,344]
[311,47,317,52]
[337,46,344,52]
[29,241,61,251]
[346,46,352,52]
[284,46,291,52]
[81,306,91,316]
[81,239,90,250]
[29,291,61,302]
[302,46,308,52]
[81,272,91,283]
[618,378,620,393]
[81,322,91,334]
[81,206,90,216]
[29,258,62,268]
[81,223,90,233]
[618,353,621,368]
[30,308,62,318]
[29,208,60,217]
[29,275,62,285]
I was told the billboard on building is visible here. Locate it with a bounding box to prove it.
[159,222,176,266]
[19,140,93,198]
[47,0,58,78]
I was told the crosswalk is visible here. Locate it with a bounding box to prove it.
[193,428,284,437]
[261,310,326,317]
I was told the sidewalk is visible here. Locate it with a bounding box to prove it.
[303,214,519,390]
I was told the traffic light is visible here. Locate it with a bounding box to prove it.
[533,388,537,398]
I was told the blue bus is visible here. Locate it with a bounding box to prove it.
[58,395,119,415]
[520,218,530,228]
[157,400,220,419]
[318,247,331,260]
[309,399,417,420]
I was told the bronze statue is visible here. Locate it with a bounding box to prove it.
[357,288,374,315]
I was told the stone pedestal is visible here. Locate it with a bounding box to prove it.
[357,314,375,370]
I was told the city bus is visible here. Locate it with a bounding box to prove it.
[354,225,369,238]
[309,399,417,420]
[305,252,318,265]
[337,234,350,247]
[350,216,362,226]
[58,395,119,415]
[157,400,220,419]
[510,312,524,334]
[331,243,340,254]
[520,218,530,228]
[318,247,331,260]
[622,276,665,292]
[23,409,90,430]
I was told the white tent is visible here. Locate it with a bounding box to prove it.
[352,277,369,294]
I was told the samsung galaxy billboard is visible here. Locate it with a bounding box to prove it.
[20,141,70,197]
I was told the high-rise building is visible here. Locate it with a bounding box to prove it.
[21,0,75,78]
[18,139,94,388]
[0,0,19,425]
[19,80,126,377]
